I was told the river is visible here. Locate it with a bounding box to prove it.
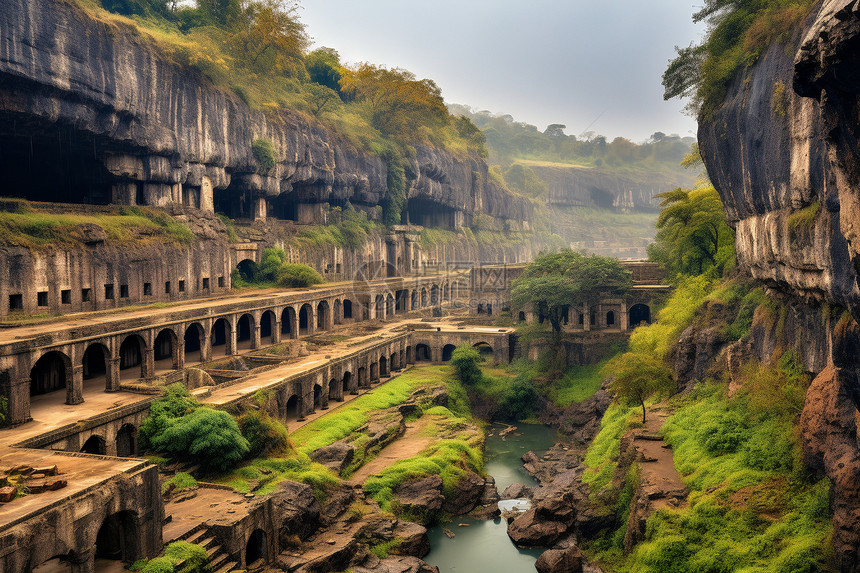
[425,422,560,573]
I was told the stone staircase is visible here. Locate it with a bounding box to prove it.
[182,527,242,573]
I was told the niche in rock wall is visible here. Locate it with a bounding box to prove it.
[270,190,299,221]
[407,197,458,229]
[214,180,255,219]
[0,116,113,204]
[589,186,615,209]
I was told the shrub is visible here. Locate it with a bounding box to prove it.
[450,345,483,386]
[139,384,199,451]
[161,472,198,495]
[140,557,175,573]
[164,541,209,573]
[239,410,292,458]
[251,138,277,172]
[497,378,538,421]
[277,263,324,288]
[150,407,250,473]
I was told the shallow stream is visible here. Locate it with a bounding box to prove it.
[425,423,559,572]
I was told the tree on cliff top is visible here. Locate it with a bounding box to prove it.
[511,250,632,342]
[602,352,674,423]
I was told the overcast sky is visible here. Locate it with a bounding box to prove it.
[299,0,705,143]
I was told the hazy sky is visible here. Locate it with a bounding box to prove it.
[300,1,705,143]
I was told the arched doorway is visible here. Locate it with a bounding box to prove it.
[82,343,109,392]
[343,299,353,320]
[473,342,494,358]
[236,314,254,351]
[375,295,385,319]
[518,311,526,322]
[442,344,456,361]
[260,311,276,344]
[116,424,137,457]
[443,283,450,302]
[317,301,329,331]
[430,284,439,306]
[370,362,378,382]
[386,294,395,317]
[415,344,431,361]
[390,352,398,371]
[235,259,257,283]
[313,384,323,410]
[421,288,428,307]
[411,290,418,310]
[96,511,139,562]
[299,304,312,336]
[281,307,296,339]
[81,435,106,455]
[380,356,388,377]
[606,310,616,326]
[211,318,230,356]
[629,304,651,326]
[328,378,338,401]
[184,323,205,363]
[286,394,299,421]
[119,335,145,380]
[153,329,177,373]
[342,371,352,396]
[246,529,266,566]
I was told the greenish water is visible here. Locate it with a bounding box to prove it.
[426,423,559,573]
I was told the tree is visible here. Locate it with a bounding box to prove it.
[304,83,342,116]
[230,0,308,77]
[543,124,567,138]
[450,345,483,387]
[305,47,343,92]
[498,378,538,421]
[511,250,633,343]
[602,352,674,423]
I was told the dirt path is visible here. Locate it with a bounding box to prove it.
[348,416,436,484]
[632,406,687,510]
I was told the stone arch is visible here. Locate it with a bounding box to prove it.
[235,258,257,283]
[313,383,323,410]
[317,300,330,331]
[246,529,266,567]
[629,303,651,326]
[286,393,300,421]
[81,434,106,455]
[184,323,205,363]
[211,318,231,356]
[343,299,354,320]
[358,366,367,388]
[342,371,352,395]
[421,287,428,307]
[473,342,494,358]
[299,304,313,336]
[370,361,379,382]
[443,283,450,302]
[430,284,439,306]
[442,344,456,362]
[236,313,255,350]
[260,310,277,344]
[333,299,342,325]
[328,378,339,401]
[82,342,110,391]
[375,294,385,319]
[606,310,616,326]
[411,290,418,310]
[518,311,526,322]
[415,344,431,362]
[380,355,389,377]
[119,334,146,380]
[153,328,178,372]
[406,346,413,363]
[116,423,137,457]
[281,306,296,338]
[386,293,395,317]
[96,510,140,563]
[390,351,399,371]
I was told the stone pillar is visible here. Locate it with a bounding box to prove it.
[597,303,603,330]
[228,325,237,355]
[142,347,155,378]
[106,358,120,391]
[71,550,96,573]
[201,335,212,363]
[273,320,283,344]
[175,341,186,370]
[620,301,628,331]
[254,197,267,222]
[583,303,590,331]
[200,176,215,212]
[252,325,261,350]
[111,182,137,205]
[8,377,32,424]
[68,364,84,405]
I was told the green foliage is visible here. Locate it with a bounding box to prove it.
[582,402,639,493]
[450,346,483,387]
[549,354,617,407]
[238,410,291,458]
[305,47,343,92]
[234,247,324,289]
[496,377,538,421]
[512,249,632,337]
[603,353,674,423]
[139,383,200,451]
[164,541,209,573]
[251,138,277,172]
[503,163,548,199]
[277,263,324,288]
[369,538,404,559]
[140,557,175,573]
[788,200,821,242]
[161,472,198,495]
[663,0,816,117]
[648,186,735,278]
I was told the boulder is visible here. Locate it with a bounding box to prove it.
[536,545,584,573]
[272,480,321,542]
[394,476,444,514]
[310,441,355,473]
[501,483,533,500]
[507,508,568,547]
[441,471,484,515]
[0,486,16,502]
[394,521,431,557]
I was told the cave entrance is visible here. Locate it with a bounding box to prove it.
[246,529,266,567]
[96,511,139,563]
[407,197,457,229]
[0,117,113,205]
[629,304,651,326]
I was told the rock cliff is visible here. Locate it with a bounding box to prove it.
[0,0,531,226]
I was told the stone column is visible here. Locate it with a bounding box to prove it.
[252,325,261,350]
[175,341,186,371]
[254,197,267,222]
[68,364,84,405]
[106,358,121,391]
[273,320,283,344]
[8,377,32,424]
[227,325,237,355]
[71,550,96,573]
[620,301,629,331]
[142,347,155,378]
[201,334,212,363]
[583,303,590,331]
[597,303,603,330]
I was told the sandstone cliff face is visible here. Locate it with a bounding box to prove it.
[698,2,860,569]
[0,0,530,225]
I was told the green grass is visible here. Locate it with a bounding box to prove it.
[581,402,640,495]
[549,357,614,407]
[161,472,198,494]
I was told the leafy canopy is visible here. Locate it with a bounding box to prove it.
[511,250,632,335]
[450,345,483,387]
[602,352,674,423]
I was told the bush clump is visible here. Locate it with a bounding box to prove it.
[233,247,324,289]
[450,345,483,386]
[238,410,292,458]
[251,138,277,172]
